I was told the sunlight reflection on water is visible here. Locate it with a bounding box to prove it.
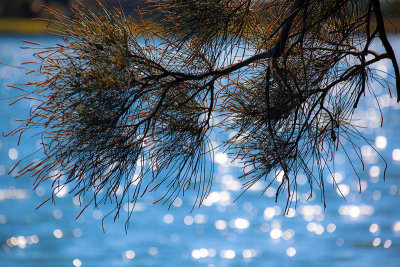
[0,35,400,267]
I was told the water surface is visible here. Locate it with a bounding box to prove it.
[0,35,400,267]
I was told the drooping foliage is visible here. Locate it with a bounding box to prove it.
[7,0,400,227]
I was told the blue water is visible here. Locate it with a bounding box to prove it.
[0,35,400,267]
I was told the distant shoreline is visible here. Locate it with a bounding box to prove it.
[1,17,399,35]
[0,18,54,34]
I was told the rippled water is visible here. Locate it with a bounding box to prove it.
[1,35,400,267]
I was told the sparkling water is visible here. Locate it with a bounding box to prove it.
[1,35,400,267]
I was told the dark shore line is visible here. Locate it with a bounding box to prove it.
[1,17,399,35]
